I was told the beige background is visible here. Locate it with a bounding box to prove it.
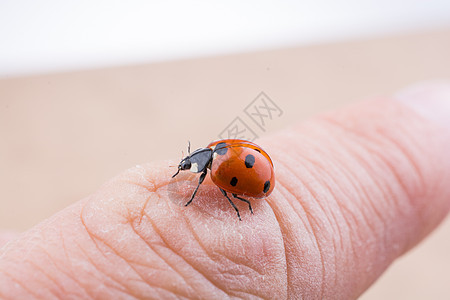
[1,29,449,298]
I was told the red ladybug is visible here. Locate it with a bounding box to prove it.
[172,139,275,220]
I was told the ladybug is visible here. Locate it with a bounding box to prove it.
[172,139,275,220]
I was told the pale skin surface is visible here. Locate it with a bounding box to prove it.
[0,97,449,299]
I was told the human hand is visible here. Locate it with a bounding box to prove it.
[1,82,449,299]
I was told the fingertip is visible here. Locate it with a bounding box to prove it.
[395,80,450,129]
[257,92,450,297]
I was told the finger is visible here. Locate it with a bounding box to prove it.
[0,83,449,299]
[0,163,287,299]
[261,81,450,298]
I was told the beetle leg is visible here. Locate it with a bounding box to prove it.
[185,170,207,207]
[232,194,253,214]
[220,189,241,221]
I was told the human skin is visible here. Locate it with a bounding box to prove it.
[0,83,449,299]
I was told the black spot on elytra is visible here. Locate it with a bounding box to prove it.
[263,180,270,193]
[244,154,255,168]
[230,177,238,186]
[214,142,228,155]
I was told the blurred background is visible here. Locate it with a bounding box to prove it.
[1,1,450,298]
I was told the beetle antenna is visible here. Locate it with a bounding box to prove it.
[172,167,181,178]
[187,140,191,155]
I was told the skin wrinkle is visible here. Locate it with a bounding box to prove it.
[271,156,327,299]
[271,180,310,299]
[373,132,426,203]
[292,146,353,253]
[150,174,285,298]
[331,140,388,231]
[232,291,265,300]
[325,153,378,241]
[79,214,136,295]
[267,155,325,298]
[364,138,420,207]
[318,116,426,207]
[79,208,110,262]
[155,182,276,297]
[375,153,423,253]
[35,242,82,298]
[181,210,223,266]
[297,212,326,300]
[77,217,166,297]
[305,135,387,275]
[304,158,357,270]
[226,287,267,300]
[223,221,273,278]
[84,237,157,299]
[120,175,169,226]
[138,194,152,225]
[119,180,153,224]
[306,128,381,234]
[119,168,165,224]
[179,200,267,280]
[240,183,290,299]
[330,136,410,272]
[35,239,91,298]
[175,224,229,296]
[309,119,422,293]
[280,146,348,297]
[338,124,426,254]
[283,154,343,298]
[129,218,197,299]
[273,131,338,233]
[90,182,214,297]
[332,205,359,270]
[362,152,405,213]
[0,268,38,299]
[216,243,266,279]
[330,135,399,256]
[79,206,149,299]
[193,230,267,279]
[27,259,62,299]
[275,180,315,238]
[59,229,92,298]
[317,116,421,214]
[269,117,426,298]
[75,241,136,298]
[80,235,153,299]
[176,213,234,298]
[89,169,211,296]
[84,167,278,299]
[143,209,230,299]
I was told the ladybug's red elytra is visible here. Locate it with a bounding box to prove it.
[172,139,275,220]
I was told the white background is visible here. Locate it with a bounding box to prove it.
[1,0,450,77]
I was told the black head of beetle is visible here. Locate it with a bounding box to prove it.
[172,148,213,178]
[172,157,192,178]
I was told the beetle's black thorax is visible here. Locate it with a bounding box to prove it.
[187,148,213,173]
